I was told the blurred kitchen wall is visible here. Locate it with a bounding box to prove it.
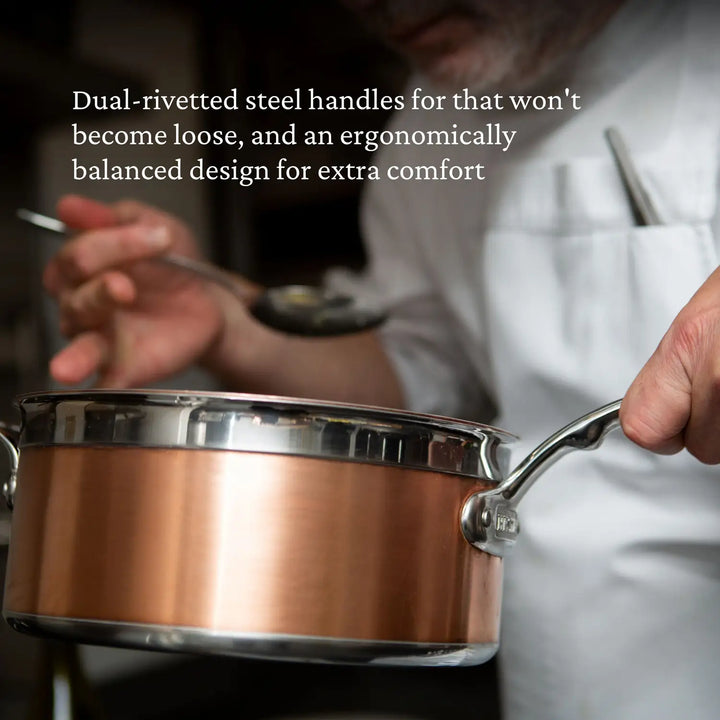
[35,0,219,393]
[37,0,212,251]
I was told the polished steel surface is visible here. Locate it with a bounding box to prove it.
[6,614,499,666]
[461,400,622,555]
[4,446,502,654]
[0,424,19,510]
[15,390,512,481]
[18,209,387,336]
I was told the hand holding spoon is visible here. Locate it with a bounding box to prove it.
[18,209,387,337]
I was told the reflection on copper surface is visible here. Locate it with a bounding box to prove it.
[5,447,501,645]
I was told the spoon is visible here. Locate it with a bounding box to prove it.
[17,209,387,336]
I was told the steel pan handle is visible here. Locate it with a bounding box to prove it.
[0,422,20,510]
[461,400,622,556]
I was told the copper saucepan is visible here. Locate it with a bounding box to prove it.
[0,390,621,666]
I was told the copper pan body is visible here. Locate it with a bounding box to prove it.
[1,390,515,665]
[4,446,502,662]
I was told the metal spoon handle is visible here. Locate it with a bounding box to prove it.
[17,208,257,303]
[148,254,257,303]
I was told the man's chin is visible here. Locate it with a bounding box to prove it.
[408,44,512,93]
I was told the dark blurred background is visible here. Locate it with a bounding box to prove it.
[0,1,500,717]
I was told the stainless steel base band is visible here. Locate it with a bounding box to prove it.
[4,612,498,667]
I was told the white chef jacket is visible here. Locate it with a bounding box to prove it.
[327,1,720,718]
